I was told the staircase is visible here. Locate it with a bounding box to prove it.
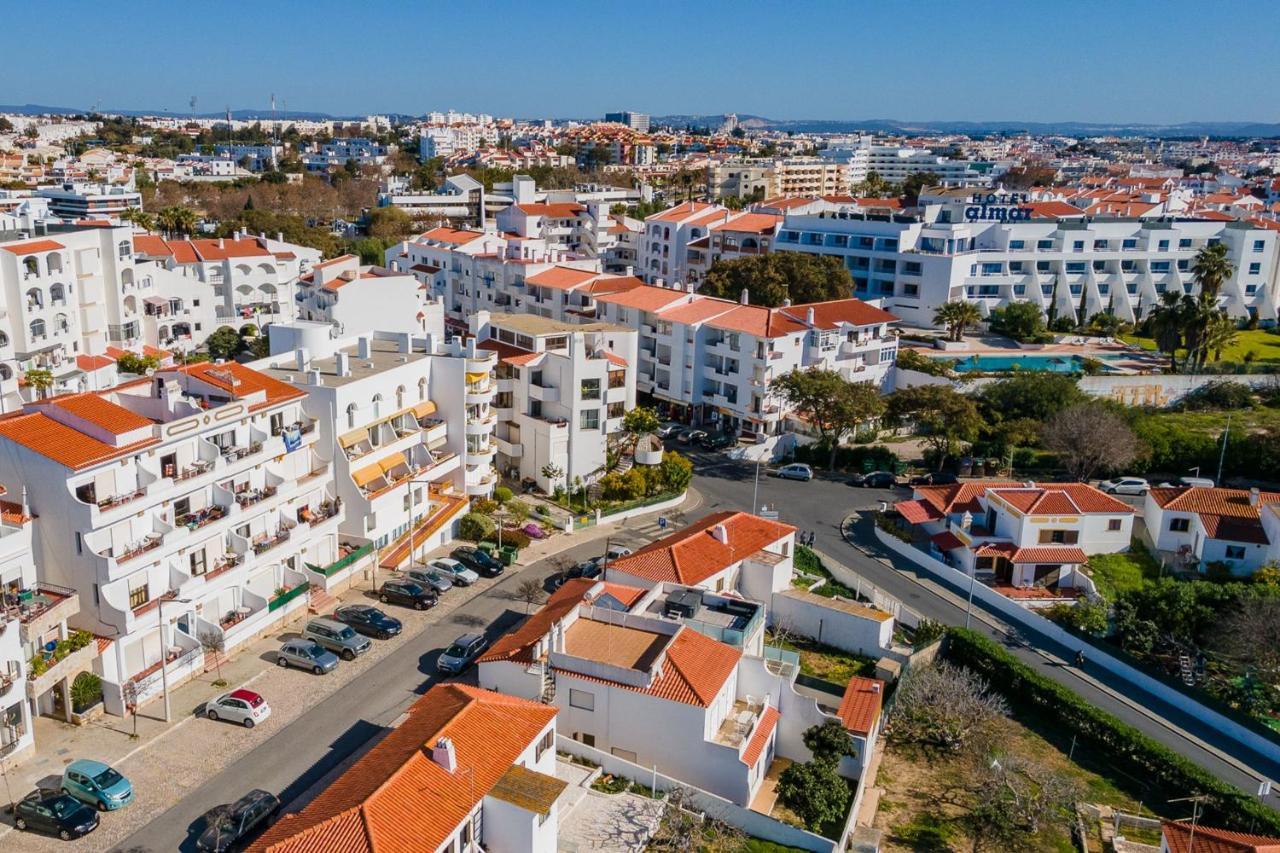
[308,585,337,615]
[540,665,556,704]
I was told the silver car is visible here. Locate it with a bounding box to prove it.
[427,557,480,586]
[276,639,339,674]
[301,617,372,661]
[404,567,453,593]
[205,689,272,728]
[775,463,814,481]
[437,633,490,675]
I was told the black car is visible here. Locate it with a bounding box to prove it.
[850,471,898,488]
[14,790,99,841]
[195,789,281,852]
[450,546,504,578]
[908,471,959,487]
[552,558,602,589]
[699,432,737,450]
[333,604,403,640]
[378,579,438,610]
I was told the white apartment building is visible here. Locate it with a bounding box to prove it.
[0,493,40,765]
[294,254,442,338]
[302,138,387,172]
[775,200,1280,324]
[820,138,998,187]
[771,157,850,198]
[212,144,282,172]
[472,311,636,493]
[419,124,501,160]
[35,183,142,220]
[0,362,340,716]
[377,173,488,224]
[639,200,731,287]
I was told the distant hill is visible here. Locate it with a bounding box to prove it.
[0,103,357,122]
[653,114,1280,139]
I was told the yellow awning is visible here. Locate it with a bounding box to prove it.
[339,428,368,449]
[352,462,384,487]
[412,400,437,418]
[378,452,407,473]
[465,372,488,383]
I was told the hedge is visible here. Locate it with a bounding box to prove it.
[944,628,1280,833]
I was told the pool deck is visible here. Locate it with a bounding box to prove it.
[907,335,1167,374]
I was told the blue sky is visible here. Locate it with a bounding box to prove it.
[8,0,1278,122]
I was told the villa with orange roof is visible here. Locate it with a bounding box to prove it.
[1145,485,1280,576]
[895,481,1135,599]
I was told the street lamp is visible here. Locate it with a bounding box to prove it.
[157,596,192,724]
[751,454,764,513]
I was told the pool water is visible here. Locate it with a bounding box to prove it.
[945,354,1118,374]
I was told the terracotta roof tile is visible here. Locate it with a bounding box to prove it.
[1008,545,1086,563]
[171,362,305,412]
[419,226,486,245]
[49,394,152,434]
[838,676,884,736]
[895,499,944,524]
[0,239,63,255]
[706,304,807,339]
[1161,820,1280,853]
[526,266,600,290]
[75,354,116,372]
[558,626,740,707]
[478,578,594,664]
[0,412,157,470]
[780,298,898,329]
[740,706,779,767]
[607,511,794,586]
[596,285,689,312]
[656,297,738,326]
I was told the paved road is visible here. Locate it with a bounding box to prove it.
[690,452,1280,810]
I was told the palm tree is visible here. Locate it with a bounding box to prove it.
[933,301,982,342]
[1191,242,1233,303]
[120,207,155,233]
[156,206,197,239]
[23,368,53,400]
[1148,291,1188,372]
[1200,310,1240,367]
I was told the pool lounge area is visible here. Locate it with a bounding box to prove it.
[928,348,1164,375]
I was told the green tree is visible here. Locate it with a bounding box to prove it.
[978,372,1085,423]
[987,300,1048,343]
[114,352,160,375]
[803,718,855,758]
[932,301,982,342]
[23,368,54,399]
[366,205,413,239]
[1191,242,1233,303]
[775,759,850,832]
[204,326,242,361]
[1147,291,1191,372]
[657,451,693,493]
[887,385,981,470]
[120,206,155,233]
[700,254,853,307]
[156,205,197,238]
[774,369,885,469]
[901,170,940,201]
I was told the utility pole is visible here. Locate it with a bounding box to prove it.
[1216,413,1231,485]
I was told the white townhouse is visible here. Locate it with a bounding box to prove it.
[251,684,565,853]
[0,492,39,765]
[495,201,596,256]
[0,361,342,716]
[776,198,1280,326]
[293,253,443,338]
[896,482,1135,598]
[258,325,487,572]
[472,311,637,494]
[639,200,732,287]
[1144,486,1279,576]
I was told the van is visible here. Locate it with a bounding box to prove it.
[302,617,372,661]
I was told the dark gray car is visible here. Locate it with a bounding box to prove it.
[301,617,372,661]
[437,633,489,674]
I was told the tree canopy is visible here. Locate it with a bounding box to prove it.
[987,300,1049,343]
[887,384,981,469]
[700,253,853,307]
[774,369,885,468]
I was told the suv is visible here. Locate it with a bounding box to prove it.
[302,617,372,661]
[14,790,99,841]
[333,604,402,640]
[196,789,280,852]
[427,557,480,586]
[404,566,453,593]
[61,760,133,811]
[276,638,339,674]
[851,471,898,489]
[437,633,490,674]
[450,546,504,578]
[379,578,438,609]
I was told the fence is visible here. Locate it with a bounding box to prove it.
[872,524,1280,771]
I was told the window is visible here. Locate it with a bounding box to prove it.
[190,550,207,576]
[580,378,600,400]
[1072,240,1084,252]
[535,728,554,761]
[1225,545,1246,560]
[1157,239,1169,251]
[607,401,625,419]
[1253,240,1266,252]
[1122,239,1137,250]
[611,747,638,763]
[579,733,596,747]
[1037,239,1054,250]
[1036,260,1051,272]
[1009,239,1024,250]
[569,689,595,711]
[128,583,150,610]
[1169,517,1191,532]
[579,409,599,430]
[1038,529,1079,544]
[1249,262,1261,274]
[1107,519,1123,531]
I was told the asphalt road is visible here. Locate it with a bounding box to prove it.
[689,451,1280,811]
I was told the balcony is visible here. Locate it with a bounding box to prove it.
[529,383,558,402]
[219,441,264,464]
[713,698,765,748]
[174,504,228,532]
[466,415,496,436]
[298,496,342,527]
[11,583,81,646]
[232,484,278,510]
[27,635,99,700]
[251,525,293,557]
[112,534,163,565]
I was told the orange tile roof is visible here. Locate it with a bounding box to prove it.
[527,266,600,290]
[913,481,1030,515]
[1162,820,1280,853]
[706,304,807,339]
[603,350,628,368]
[1027,200,1087,219]
[586,275,646,296]
[558,625,740,707]
[986,483,1134,515]
[895,499,944,524]
[711,212,780,234]
[478,577,593,664]
[838,676,884,736]
[419,226,485,245]
[597,285,689,312]
[190,238,270,261]
[75,354,116,372]
[0,412,157,470]
[658,297,738,326]
[250,684,556,853]
[49,394,152,434]
[132,234,172,256]
[171,362,305,411]
[781,298,897,329]
[607,511,795,586]
[740,705,779,767]
[1,239,63,255]
[647,201,716,223]
[515,202,586,218]
[1151,486,1280,517]
[931,531,965,550]
[1007,545,1086,564]
[166,240,200,264]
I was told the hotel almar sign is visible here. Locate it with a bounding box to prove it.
[964,192,1034,222]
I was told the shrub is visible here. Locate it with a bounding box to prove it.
[493,486,514,504]
[793,443,900,472]
[470,498,499,516]
[500,529,531,549]
[70,672,102,712]
[1177,379,1255,411]
[458,512,496,542]
[600,470,645,501]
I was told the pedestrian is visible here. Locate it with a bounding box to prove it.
[1075,649,1086,668]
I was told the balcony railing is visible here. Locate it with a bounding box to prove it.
[175,505,227,531]
[300,498,342,527]
[221,441,264,463]
[115,535,163,564]
[251,526,292,556]
[233,485,278,509]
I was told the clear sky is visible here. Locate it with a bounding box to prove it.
[8,0,1278,123]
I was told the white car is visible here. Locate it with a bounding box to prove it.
[427,557,480,586]
[1099,477,1149,496]
[775,463,814,482]
[205,689,271,728]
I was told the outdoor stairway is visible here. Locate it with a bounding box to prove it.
[586,455,634,503]
[540,665,556,704]
[308,585,337,615]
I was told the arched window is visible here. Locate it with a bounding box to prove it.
[123,295,137,314]
[0,365,11,380]
[0,332,9,347]
[49,283,66,305]
[25,288,42,310]
[117,240,131,260]
[417,377,427,401]
[257,263,275,275]
[47,253,63,275]
[121,269,134,288]
[371,393,383,419]
[663,227,670,240]
[235,264,252,277]
[54,313,69,333]
[394,385,405,410]
[29,319,45,340]
[22,257,37,277]
[346,403,357,429]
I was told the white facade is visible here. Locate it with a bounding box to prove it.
[294,254,443,338]
[1143,486,1277,576]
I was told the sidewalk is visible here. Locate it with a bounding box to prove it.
[0,488,701,851]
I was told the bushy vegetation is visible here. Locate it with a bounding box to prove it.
[457,512,495,542]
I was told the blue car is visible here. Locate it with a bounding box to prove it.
[62,759,133,811]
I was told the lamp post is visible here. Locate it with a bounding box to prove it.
[751,455,763,513]
[157,596,192,724]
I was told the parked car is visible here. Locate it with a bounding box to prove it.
[851,471,898,489]
[61,760,133,811]
[195,789,281,852]
[450,546,504,578]
[302,617,372,661]
[404,566,454,593]
[14,790,99,840]
[699,432,737,450]
[1099,476,1150,496]
[908,471,958,487]
[276,638,339,675]
[437,633,490,675]
[603,544,632,562]
[677,428,707,444]
[333,604,402,640]
[206,689,272,728]
[1158,476,1216,489]
[655,422,682,439]
[427,557,480,586]
[774,463,813,482]
[379,578,438,609]
[552,558,603,588]
[521,522,548,539]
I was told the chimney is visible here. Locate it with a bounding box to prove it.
[1250,487,1261,507]
[781,298,791,308]
[218,237,225,249]
[431,737,457,773]
[872,682,882,694]
[307,369,322,386]
[960,511,973,532]
[335,350,350,377]
[711,522,729,544]
[276,231,284,242]
[806,307,815,325]
[739,288,749,305]
[357,336,371,359]
[294,347,309,371]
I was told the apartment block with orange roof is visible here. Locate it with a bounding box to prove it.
[1145,485,1280,576]
[639,200,729,287]
[294,253,443,338]
[0,361,340,716]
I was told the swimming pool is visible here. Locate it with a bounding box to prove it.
[944,353,1119,374]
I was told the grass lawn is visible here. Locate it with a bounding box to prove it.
[1085,543,1163,600]
[766,630,877,685]
[743,840,811,853]
[1123,328,1280,364]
